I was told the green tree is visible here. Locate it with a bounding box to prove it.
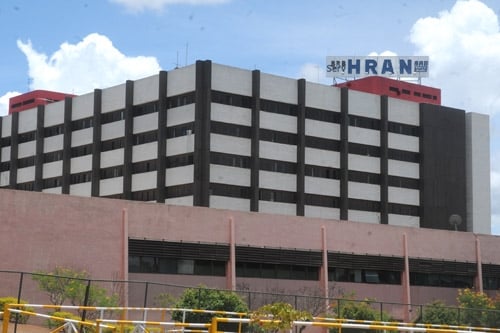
[251,302,312,333]
[171,285,248,323]
[421,300,458,325]
[457,288,497,327]
[32,266,119,318]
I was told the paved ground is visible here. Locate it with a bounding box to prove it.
[6,324,49,333]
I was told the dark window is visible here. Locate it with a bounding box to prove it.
[260,129,297,145]
[305,165,339,179]
[101,138,124,152]
[329,268,401,285]
[389,86,400,95]
[212,90,252,108]
[387,122,419,136]
[43,176,62,189]
[402,89,410,95]
[414,92,421,97]
[101,109,125,124]
[305,107,340,123]
[70,171,92,184]
[210,183,251,199]
[133,131,157,145]
[388,149,419,163]
[129,256,226,276]
[260,158,296,174]
[349,142,380,157]
[101,193,124,199]
[388,176,419,189]
[305,136,341,151]
[349,115,380,130]
[0,161,10,172]
[44,150,63,163]
[165,183,193,198]
[349,198,380,212]
[259,188,296,203]
[18,156,35,168]
[100,166,123,179]
[132,159,157,174]
[261,99,298,116]
[166,123,194,138]
[305,194,340,208]
[71,144,93,158]
[1,136,11,147]
[167,92,196,109]
[211,121,251,138]
[44,124,64,137]
[423,93,433,99]
[210,152,250,168]
[388,203,419,216]
[17,181,35,191]
[131,189,157,201]
[236,262,318,280]
[166,153,194,168]
[133,101,159,117]
[71,117,93,131]
[410,272,473,288]
[18,131,36,143]
[348,170,380,185]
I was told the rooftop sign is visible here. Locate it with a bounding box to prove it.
[326,56,429,78]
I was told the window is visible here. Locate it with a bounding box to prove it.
[101,109,125,124]
[44,150,63,163]
[305,136,341,151]
[166,153,193,168]
[349,115,380,130]
[0,136,11,147]
[101,137,124,151]
[211,121,251,138]
[133,131,157,145]
[261,99,298,116]
[18,156,35,168]
[43,176,62,189]
[388,176,419,189]
[305,193,340,208]
[210,152,250,168]
[71,144,93,158]
[236,262,318,280]
[132,159,157,174]
[348,170,380,184]
[167,92,196,109]
[410,272,472,288]
[17,181,34,191]
[212,91,252,108]
[305,107,340,123]
[388,149,419,163]
[129,256,226,276]
[70,171,92,184]
[329,268,401,285]
[44,124,64,137]
[18,131,36,143]
[166,123,194,138]
[260,158,296,174]
[131,189,157,201]
[305,165,339,179]
[388,203,419,216]
[387,122,419,136]
[210,183,251,199]
[259,189,296,203]
[349,142,380,157]
[100,166,123,179]
[165,183,193,198]
[0,161,10,172]
[71,117,93,131]
[349,198,380,212]
[260,129,297,145]
[133,101,159,117]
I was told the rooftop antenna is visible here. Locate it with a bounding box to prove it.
[448,214,462,231]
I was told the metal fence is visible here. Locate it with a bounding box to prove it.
[1,269,499,326]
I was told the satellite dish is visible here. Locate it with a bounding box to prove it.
[448,214,462,231]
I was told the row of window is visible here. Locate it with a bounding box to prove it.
[128,255,482,289]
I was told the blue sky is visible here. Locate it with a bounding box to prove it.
[1,0,500,234]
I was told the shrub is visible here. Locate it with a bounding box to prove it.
[47,311,81,329]
[0,296,33,324]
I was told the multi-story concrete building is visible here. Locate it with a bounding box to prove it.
[0,60,491,233]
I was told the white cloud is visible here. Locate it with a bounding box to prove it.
[110,0,229,13]
[0,91,21,116]
[17,33,161,95]
[410,0,500,115]
[299,63,325,83]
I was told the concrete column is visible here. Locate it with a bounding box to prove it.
[227,217,236,290]
[122,208,129,307]
[320,226,329,311]
[476,236,483,292]
[402,233,411,322]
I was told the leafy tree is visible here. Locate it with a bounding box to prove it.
[421,300,458,325]
[32,266,119,318]
[457,288,497,327]
[251,302,312,333]
[171,285,248,323]
[328,295,392,333]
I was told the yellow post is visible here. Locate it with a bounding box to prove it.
[210,317,218,333]
[2,306,10,333]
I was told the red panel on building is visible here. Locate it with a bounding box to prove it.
[9,90,75,114]
[335,76,441,105]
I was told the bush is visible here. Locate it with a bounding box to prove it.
[47,311,81,329]
[0,296,33,324]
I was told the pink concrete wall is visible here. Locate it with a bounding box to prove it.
[1,189,499,309]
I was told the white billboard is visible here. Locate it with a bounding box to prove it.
[326,56,429,78]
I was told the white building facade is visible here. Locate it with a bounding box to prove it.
[0,60,491,233]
